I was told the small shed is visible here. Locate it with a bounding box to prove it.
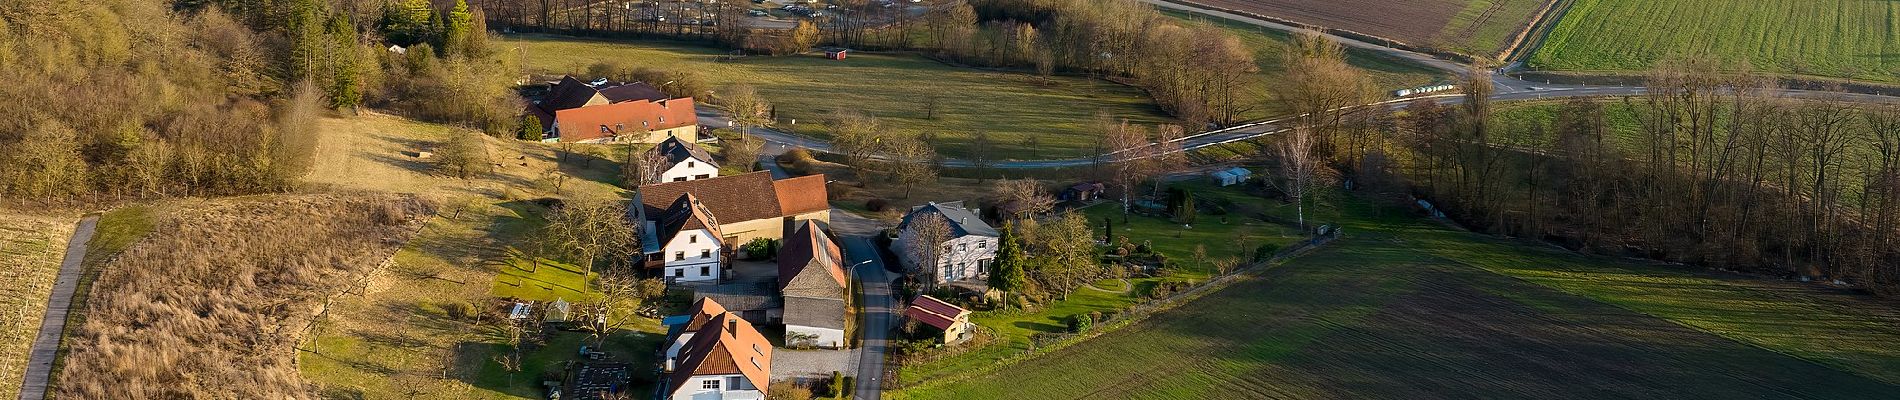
[825,48,850,60]
[1210,167,1252,186]
[1061,182,1106,202]
[906,295,973,344]
[544,298,572,323]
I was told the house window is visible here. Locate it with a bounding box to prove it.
[729,376,743,390]
[959,243,968,251]
[673,177,687,182]
[701,249,712,259]
[660,116,667,123]
[703,379,720,390]
[690,234,697,244]
[598,125,610,133]
[978,240,987,249]
[675,251,685,261]
[688,161,695,168]
[700,266,711,276]
[694,174,709,179]
[673,268,684,277]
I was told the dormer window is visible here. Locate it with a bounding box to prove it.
[615,123,624,131]
[659,116,666,123]
[599,125,610,133]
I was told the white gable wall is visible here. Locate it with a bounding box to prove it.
[663,228,723,282]
[661,158,721,182]
[668,373,764,400]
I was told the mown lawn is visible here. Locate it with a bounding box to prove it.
[896,195,1900,399]
[498,34,1174,160]
[1528,0,1900,83]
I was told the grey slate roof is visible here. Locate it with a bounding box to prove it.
[782,296,847,330]
[899,201,998,238]
[647,136,716,167]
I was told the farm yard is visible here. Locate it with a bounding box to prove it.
[1175,0,1553,59]
[894,197,1900,399]
[1527,0,1900,83]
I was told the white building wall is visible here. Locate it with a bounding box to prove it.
[660,158,721,182]
[934,235,997,283]
[785,325,847,349]
[663,228,723,283]
[668,373,764,400]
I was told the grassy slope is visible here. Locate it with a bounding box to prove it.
[0,213,74,399]
[499,34,1172,160]
[894,181,1304,385]
[899,195,1900,399]
[1529,0,1900,83]
[300,113,663,399]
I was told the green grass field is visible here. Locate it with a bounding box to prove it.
[1432,0,1553,57]
[895,195,1900,399]
[499,34,1173,160]
[1529,0,1900,82]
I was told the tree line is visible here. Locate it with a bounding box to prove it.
[1365,58,1900,295]
[0,0,522,203]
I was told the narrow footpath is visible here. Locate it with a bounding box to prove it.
[18,215,97,400]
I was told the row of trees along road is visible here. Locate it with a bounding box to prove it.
[1377,57,1900,296]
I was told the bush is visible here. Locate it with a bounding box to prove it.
[779,147,818,175]
[1068,314,1093,333]
[865,198,890,212]
[1254,243,1281,262]
[742,238,780,260]
[767,381,813,400]
[444,301,479,321]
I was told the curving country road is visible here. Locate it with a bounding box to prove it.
[698,0,1898,171]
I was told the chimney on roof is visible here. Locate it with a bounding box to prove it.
[728,318,738,337]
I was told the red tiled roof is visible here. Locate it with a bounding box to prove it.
[772,175,831,216]
[669,313,771,394]
[639,172,829,226]
[906,295,969,331]
[551,97,697,143]
[779,220,846,293]
[683,297,729,332]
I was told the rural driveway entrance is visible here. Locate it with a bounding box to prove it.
[19,215,97,400]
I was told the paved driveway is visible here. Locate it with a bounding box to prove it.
[20,216,97,400]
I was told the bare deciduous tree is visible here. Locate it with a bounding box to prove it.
[993,178,1056,220]
[1270,127,1321,230]
[904,212,953,287]
[886,134,939,198]
[723,84,770,141]
[540,198,639,278]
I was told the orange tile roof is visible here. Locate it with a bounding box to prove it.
[551,97,698,143]
[669,313,771,394]
[772,174,831,216]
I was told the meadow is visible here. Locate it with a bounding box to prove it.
[1527,0,1900,83]
[499,34,1173,160]
[896,195,1900,399]
[0,213,73,400]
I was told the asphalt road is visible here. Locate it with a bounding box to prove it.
[20,215,97,400]
[829,211,896,400]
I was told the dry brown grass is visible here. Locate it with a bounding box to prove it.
[54,194,433,399]
[0,212,74,399]
[302,112,626,203]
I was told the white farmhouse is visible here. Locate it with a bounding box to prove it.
[647,136,720,183]
[651,193,726,283]
[892,201,999,286]
[662,311,772,400]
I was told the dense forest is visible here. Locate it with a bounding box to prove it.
[0,0,520,203]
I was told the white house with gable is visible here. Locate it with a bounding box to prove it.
[893,201,999,286]
[647,136,721,183]
[653,193,726,283]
